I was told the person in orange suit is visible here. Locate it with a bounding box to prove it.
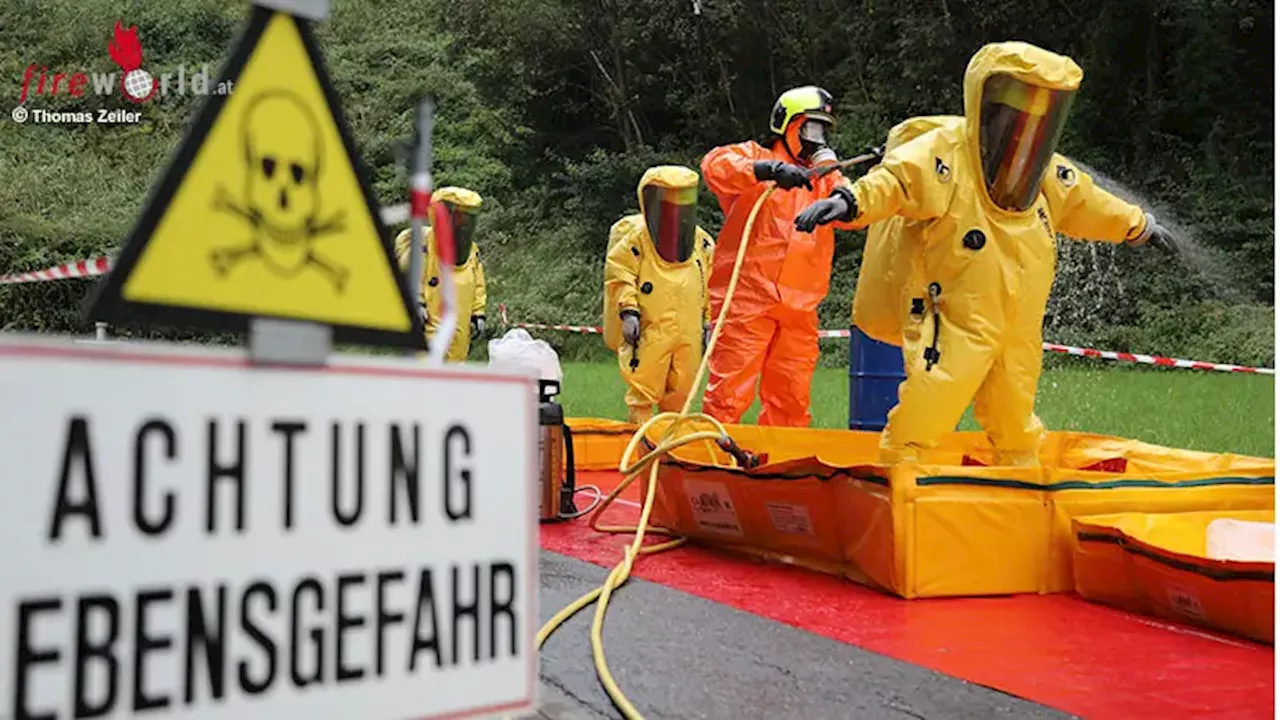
[699,86,857,427]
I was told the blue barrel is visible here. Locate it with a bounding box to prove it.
[848,325,906,431]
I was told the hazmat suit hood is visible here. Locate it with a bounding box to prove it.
[963,42,1083,213]
[431,186,482,265]
[637,165,699,264]
[886,115,966,153]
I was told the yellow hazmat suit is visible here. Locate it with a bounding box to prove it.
[393,186,488,362]
[851,116,965,346]
[603,166,716,424]
[807,42,1171,466]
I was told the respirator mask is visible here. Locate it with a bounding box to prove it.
[797,118,837,168]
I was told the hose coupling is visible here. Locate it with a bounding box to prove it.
[716,435,767,469]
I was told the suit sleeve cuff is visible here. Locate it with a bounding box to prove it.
[1126,212,1155,246]
[831,185,857,222]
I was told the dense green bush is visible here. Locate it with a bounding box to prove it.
[1096,302,1276,369]
[0,0,1271,369]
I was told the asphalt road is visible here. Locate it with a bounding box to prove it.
[528,550,1075,720]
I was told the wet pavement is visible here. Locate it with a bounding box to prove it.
[528,550,1072,720]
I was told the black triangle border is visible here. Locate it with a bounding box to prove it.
[82,6,425,351]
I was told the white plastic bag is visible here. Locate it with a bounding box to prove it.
[488,328,563,382]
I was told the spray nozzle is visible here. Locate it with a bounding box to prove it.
[806,148,883,179]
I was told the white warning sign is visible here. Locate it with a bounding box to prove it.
[0,336,537,720]
[683,478,743,536]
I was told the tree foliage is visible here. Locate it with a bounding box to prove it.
[0,0,1272,365]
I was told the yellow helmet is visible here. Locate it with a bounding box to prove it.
[768,86,835,135]
[768,86,836,163]
[431,186,482,265]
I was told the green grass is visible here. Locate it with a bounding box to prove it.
[558,362,1275,458]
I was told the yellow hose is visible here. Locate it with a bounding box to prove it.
[534,184,778,719]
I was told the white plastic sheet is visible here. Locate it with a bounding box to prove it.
[488,328,563,382]
[1205,519,1275,563]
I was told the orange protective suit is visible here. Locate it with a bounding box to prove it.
[699,139,855,426]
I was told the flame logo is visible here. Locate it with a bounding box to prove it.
[108,21,144,71]
[108,20,156,103]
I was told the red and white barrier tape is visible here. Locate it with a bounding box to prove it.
[1038,343,1271,375]
[497,304,1274,376]
[0,204,417,287]
[0,256,112,285]
[4,259,1272,376]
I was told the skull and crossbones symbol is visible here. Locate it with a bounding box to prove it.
[209,90,349,292]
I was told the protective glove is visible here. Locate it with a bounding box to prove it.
[753,160,813,190]
[470,315,485,336]
[864,143,885,163]
[620,310,641,346]
[702,322,712,350]
[794,186,856,232]
[1127,213,1178,255]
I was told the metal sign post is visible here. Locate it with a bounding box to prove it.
[252,0,330,20]
[248,0,330,367]
[248,317,332,365]
[406,97,436,357]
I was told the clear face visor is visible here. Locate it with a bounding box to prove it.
[799,119,830,146]
[642,184,697,263]
[978,74,1076,212]
[439,201,477,265]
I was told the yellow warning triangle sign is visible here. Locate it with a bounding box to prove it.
[85,7,422,349]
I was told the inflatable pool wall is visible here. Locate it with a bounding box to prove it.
[565,418,1273,603]
[1071,509,1274,643]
